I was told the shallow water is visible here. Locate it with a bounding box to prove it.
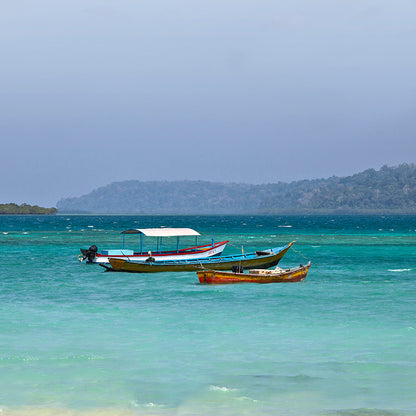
[1,215,415,415]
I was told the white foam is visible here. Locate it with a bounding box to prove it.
[0,407,137,416]
[131,400,165,409]
[209,385,237,393]
[278,225,292,228]
[236,396,258,403]
[388,268,411,272]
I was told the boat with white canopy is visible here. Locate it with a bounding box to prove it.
[79,227,228,264]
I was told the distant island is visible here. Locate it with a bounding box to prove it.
[0,203,57,215]
[57,163,416,214]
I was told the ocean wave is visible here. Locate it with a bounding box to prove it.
[130,400,166,409]
[325,408,403,416]
[55,354,105,361]
[0,354,104,363]
[388,268,412,272]
[209,385,238,393]
[0,356,40,363]
[0,407,136,416]
[236,395,258,403]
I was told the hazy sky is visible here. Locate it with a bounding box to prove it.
[1,0,415,206]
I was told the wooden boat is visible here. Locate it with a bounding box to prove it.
[101,242,294,273]
[197,261,311,284]
[79,227,228,264]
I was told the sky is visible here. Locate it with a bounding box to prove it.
[1,0,415,207]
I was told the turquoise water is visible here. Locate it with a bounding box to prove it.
[0,215,415,416]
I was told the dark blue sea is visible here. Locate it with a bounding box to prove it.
[1,215,415,416]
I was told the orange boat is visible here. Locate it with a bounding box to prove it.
[197,262,311,284]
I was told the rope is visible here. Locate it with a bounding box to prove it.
[290,246,311,263]
[228,243,245,250]
[289,246,335,279]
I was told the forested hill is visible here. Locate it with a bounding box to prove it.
[0,203,57,215]
[57,164,416,214]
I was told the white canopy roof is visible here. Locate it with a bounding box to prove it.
[121,227,201,237]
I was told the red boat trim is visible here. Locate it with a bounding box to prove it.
[95,240,229,258]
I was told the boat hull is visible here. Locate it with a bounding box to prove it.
[81,241,228,264]
[197,262,311,284]
[102,243,293,273]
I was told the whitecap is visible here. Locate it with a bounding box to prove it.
[209,385,237,392]
[87,225,94,228]
[278,225,292,228]
[2,232,8,235]
[388,268,411,272]
[131,400,165,409]
[237,396,258,403]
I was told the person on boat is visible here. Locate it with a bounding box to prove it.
[145,251,155,263]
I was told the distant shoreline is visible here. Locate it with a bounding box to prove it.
[56,164,416,214]
[0,203,57,215]
[55,210,416,216]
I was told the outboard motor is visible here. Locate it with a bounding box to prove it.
[80,245,98,263]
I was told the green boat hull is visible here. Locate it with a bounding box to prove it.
[101,242,293,273]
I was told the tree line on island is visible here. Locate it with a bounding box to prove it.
[0,203,57,215]
[57,163,416,214]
